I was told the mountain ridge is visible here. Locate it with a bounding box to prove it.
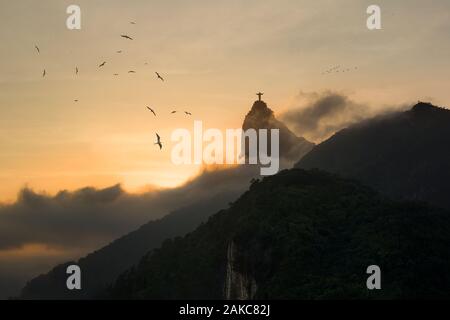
[18,99,313,299]
[296,102,450,209]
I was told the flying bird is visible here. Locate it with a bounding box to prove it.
[116,50,122,53]
[42,69,46,77]
[113,73,119,76]
[155,72,164,81]
[184,111,192,115]
[128,70,136,73]
[154,133,162,150]
[121,35,133,40]
[74,99,78,102]
[99,61,106,67]
[35,45,40,53]
[146,106,156,116]
[75,67,79,75]
[130,22,136,25]
[171,110,177,114]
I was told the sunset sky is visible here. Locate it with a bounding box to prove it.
[1,0,449,203]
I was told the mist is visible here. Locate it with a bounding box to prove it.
[280,91,407,143]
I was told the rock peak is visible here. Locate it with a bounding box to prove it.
[242,98,314,163]
[250,100,269,111]
[247,100,273,119]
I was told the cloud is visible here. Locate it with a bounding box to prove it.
[280,91,401,143]
[0,165,259,253]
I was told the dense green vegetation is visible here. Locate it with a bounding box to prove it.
[110,169,450,299]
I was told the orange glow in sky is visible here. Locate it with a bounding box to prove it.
[1,0,450,202]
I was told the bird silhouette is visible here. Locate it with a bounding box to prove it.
[121,35,133,40]
[130,22,136,25]
[155,72,164,81]
[35,45,40,53]
[113,73,119,76]
[74,99,78,102]
[99,61,106,67]
[171,110,177,114]
[184,111,192,115]
[146,106,156,116]
[154,133,162,150]
[128,70,136,73]
[75,67,79,75]
[116,50,122,54]
[42,69,46,77]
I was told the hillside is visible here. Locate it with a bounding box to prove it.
[109,169,450,299]
[296,102,450,209]
[243,100,314,162]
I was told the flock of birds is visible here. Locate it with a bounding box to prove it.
[33,21,194,151]
[33,24,360,151]
[321,65,359,75]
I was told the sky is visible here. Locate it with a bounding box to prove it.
[0,0,449,299]
[1,0,449,202]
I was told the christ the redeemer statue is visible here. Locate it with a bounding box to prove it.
[256,92,264,101]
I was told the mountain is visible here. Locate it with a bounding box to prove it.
[18,99,312,299]
[109,169,450,299]
[296,102,450,209]
[19,195,231,299]
[243,100,314,162]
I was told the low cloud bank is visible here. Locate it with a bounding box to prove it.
[281,91,407,143]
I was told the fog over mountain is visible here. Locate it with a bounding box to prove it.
[0,166,257,299]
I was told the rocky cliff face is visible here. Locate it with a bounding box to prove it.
[224,241,257,300]
[242,100,314,164]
